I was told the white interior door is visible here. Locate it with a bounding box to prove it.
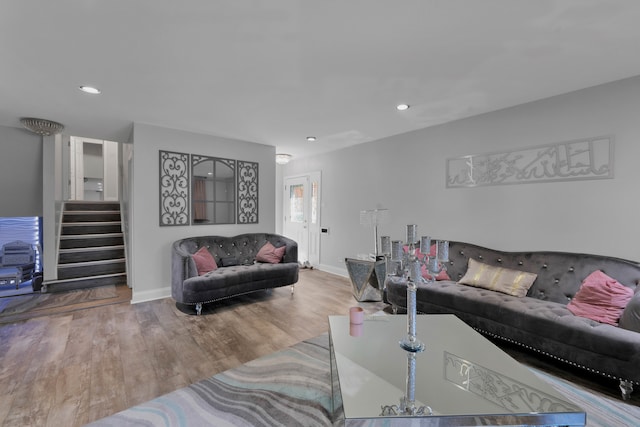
[284,173,321,267]
[284,176,309,265]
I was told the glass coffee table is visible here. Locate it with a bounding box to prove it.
[329,314,585,426]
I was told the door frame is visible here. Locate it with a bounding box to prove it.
[68,136,120,201]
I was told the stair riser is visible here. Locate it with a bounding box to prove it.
[58,262,126,280]
[62,224,122,235]
[59,248,125,264]
[55,203,128,291]
[46,275,127,293]
[64,203,120,212]
[63,213,121,223]
[60,236,124,249]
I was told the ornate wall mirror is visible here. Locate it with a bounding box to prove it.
[191,155,236,224]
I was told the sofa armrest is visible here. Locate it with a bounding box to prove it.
[172,241,198,301]
[283,241,298,264]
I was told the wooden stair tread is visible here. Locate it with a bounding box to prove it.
[55,203,127,293]
[58,258,126,268]
[59,245,124,253]
[61,233,123,239]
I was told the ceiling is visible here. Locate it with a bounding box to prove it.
[2,1,640,160]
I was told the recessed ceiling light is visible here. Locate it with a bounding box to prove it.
[306,136,317,142]
[79,85,101,94]
[396,104,410,111]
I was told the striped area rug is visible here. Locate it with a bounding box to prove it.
[532,369,640,427]
[88,334,640,427]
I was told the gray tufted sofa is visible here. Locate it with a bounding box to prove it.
[386,240,640,399]
[172,233,299,315]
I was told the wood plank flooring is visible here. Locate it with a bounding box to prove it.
[3,269,635,426]
[0,285,132,325]
[0,269,386,427]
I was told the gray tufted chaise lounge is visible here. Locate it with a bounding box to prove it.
[386,240,640,399]
[172,233,299,315]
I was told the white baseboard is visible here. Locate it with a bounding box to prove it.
[131,286,171,304]
[316,264,348,278]
[130,267,348,304]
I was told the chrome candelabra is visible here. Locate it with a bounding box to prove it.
[378,225,447,418]
[382,224,449,352]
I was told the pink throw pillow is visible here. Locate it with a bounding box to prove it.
[256,242,286,264]
[567,270,634,326]
[192,246,217,276]
[424,267,451,281]
[402,244,451,281]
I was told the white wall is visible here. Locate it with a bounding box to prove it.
[0,125,43,217]
[281,75,640,275]
[41,134,65,281]
[130,123,276,303]
[121,138,134,288]
[275,164,284,234]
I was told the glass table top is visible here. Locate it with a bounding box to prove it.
[328,314,585,426]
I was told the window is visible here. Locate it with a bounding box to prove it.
[311,181,318,224]
[289,184,304,223]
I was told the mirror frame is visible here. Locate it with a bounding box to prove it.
[191,155,236,225]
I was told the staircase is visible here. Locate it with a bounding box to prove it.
[44,201,127,293]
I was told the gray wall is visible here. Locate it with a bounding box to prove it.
[130,123,276,303]
[0,125,43,217]
[282,75,640,276]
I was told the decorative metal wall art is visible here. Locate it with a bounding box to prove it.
[159,150,260,226]
[159,150,190,226]
[446,136,614,188]
[237,160,259,224]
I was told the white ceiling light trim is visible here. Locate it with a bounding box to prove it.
[79,85,101,94]
[276,153,292,165]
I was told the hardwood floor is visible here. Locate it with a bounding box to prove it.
[0,284,132,325]
[4,269,634,426]
[0,269,386,427]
